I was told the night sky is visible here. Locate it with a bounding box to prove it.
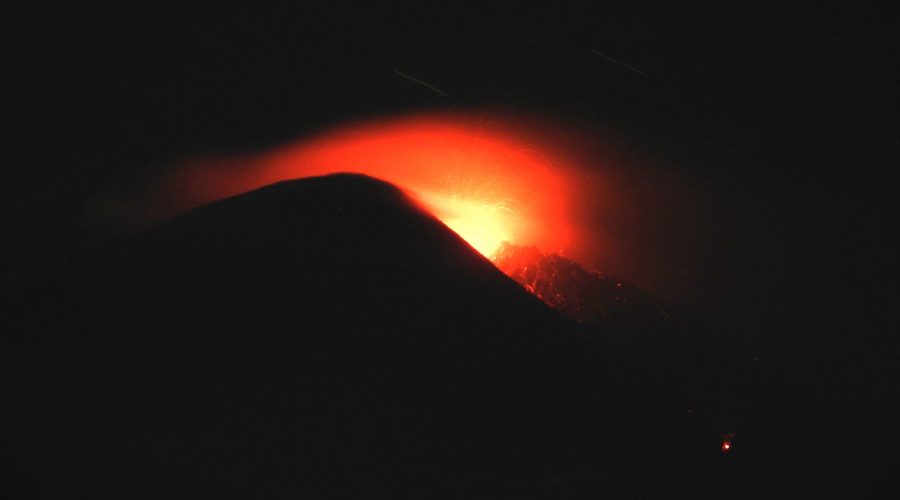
[3,2,895,485]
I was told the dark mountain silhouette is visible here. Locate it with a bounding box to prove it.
[0,174,657,498]
[0,174,869,498]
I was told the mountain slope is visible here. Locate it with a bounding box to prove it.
[2,174,612,498]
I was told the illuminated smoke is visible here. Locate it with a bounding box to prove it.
[153,113,580,260]
[87,111,704,310]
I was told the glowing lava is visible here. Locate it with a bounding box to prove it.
[418,192,517,257]
[167,113,578,259]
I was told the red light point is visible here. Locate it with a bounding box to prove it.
[721,433,735,453]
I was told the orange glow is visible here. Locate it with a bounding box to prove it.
[722,433,735,453]
[417,192,518,257]
[166,113,578,259]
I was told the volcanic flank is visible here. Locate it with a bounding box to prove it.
[1,174,750,498]
[493,242,673,332]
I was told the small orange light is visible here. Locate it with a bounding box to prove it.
[721,433,735,453]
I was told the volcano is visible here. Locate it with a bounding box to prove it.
[0,174,646,498]
[3,3,888,495]
[1,174,851,498]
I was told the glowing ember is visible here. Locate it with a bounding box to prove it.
[165,113,577,260]
[721,433,735,453]
[493,242,672,328]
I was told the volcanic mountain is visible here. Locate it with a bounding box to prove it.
[493,242,673,333]
[2,174,731,498]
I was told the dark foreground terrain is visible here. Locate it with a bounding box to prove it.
[1,174,875,497]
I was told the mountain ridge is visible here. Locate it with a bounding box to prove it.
[2,174,618,498]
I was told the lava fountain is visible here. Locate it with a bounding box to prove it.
[88,111,693,320]
[160,113,581,260]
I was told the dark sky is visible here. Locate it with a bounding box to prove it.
[3,4,893,391]
[4,3,892,206]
